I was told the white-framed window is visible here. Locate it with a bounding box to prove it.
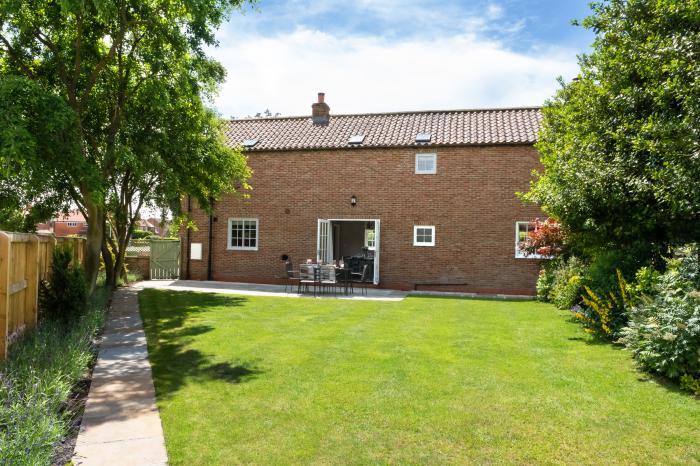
[364,229,376,250]
[415,153,437,174]
[515,221,542,259]
[67,222,78,227]
[228,218,258,251]
[413,225,435,246]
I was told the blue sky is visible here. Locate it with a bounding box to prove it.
[211,0,595,118]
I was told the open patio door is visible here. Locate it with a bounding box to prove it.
[317,219,333,263]
[373,219,380,285]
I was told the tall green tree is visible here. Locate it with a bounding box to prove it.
[524,0,700,262]
[0,0,252,291]
[0,76,78,231]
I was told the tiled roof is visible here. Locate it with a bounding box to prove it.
[224,107,542,151]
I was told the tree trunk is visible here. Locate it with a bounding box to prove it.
[84,199,105,294]
[101,239,115,289]
[111,224,131,289]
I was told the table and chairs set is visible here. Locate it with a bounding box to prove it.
[283,260,370,296]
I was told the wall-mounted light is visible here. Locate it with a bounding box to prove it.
[350,194,357,207]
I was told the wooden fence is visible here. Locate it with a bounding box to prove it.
[0,232,86,359]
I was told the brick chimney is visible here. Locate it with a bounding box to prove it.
[311,92,330,125]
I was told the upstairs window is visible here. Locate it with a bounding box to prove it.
[415,153,437,174]
[67,222,78,227]
[413,225,435,246]
[228,218,258,251]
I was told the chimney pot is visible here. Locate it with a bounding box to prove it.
[311,92,330,125]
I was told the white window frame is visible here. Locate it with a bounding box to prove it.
[66,221,78,227]
[413,225,435,247]
[364,229,376,250]
[228,218,259,251]
[415,153,437,174]
[515,221,544,259]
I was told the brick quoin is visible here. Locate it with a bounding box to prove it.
[182,144,545,296]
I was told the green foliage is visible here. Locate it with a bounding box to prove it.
[0,0,254,290]
[523,0,700,260]
[0,76,77,231]
[680,374,700,396]
[546,256,587,310]
[131,229,153,239]
[536,266,556,302]
[618,248,700,383]
[39,247,87,323]
[577,270,631,337]
[0,288,109,465]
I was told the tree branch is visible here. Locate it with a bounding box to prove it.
[0,33,34,77]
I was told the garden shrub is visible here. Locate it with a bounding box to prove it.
[536,266,555,302]
[130,229,152,239]
[39,247,87,323]
[0,288,109,465]
[575,270,631,337]
[618,248,700,393]
[548,256,586,310]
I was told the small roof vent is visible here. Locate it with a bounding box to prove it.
[416,132,431,143]
[348,135,365,145]
[242,139,258,148]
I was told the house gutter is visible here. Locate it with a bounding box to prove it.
[207,198,214,281]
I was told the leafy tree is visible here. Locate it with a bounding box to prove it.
[524,0,700,264]
[0,0,252,291]
[0,76,78,231]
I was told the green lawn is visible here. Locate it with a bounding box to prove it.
[139,290,700,465]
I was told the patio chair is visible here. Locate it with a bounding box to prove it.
[283,260,300,293]
[299,264,319,296]
[351,264,369,296]
[319,264,338,296]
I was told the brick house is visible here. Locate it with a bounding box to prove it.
[183,93,545,295]
[36,211,88,236]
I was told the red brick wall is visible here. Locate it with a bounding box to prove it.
[126,256,150,280]
[53,222,88,237]
[183,144,545,295]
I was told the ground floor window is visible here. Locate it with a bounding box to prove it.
[515,221,537,258]
[228,218,258,250]
[413,225,435,246]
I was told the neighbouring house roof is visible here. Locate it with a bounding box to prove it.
[55,211,86,223]
[224,107,542,152]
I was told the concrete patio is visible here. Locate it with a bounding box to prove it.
[136,279,410,301]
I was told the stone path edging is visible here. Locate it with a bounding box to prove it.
[72,287,168,466]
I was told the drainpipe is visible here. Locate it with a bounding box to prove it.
[186,196,192,280]
[207,198,214,281]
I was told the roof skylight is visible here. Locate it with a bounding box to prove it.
[242,139,258,148]
[348,135,365,145]
[416,132,431,143]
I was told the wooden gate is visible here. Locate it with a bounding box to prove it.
[150,239,180,280]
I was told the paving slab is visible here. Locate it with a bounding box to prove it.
[73,288,168,466]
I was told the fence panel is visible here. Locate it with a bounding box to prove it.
[0,232,85,359]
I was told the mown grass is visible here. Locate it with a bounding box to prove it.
[140,290,700,465]
[0,287,110,465]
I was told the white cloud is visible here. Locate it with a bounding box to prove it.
[209,27,580,119]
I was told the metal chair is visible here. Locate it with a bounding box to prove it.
[351,264,369,296]
[319,264,338,296]
[299,264,319,296]
[284,260,300,293]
